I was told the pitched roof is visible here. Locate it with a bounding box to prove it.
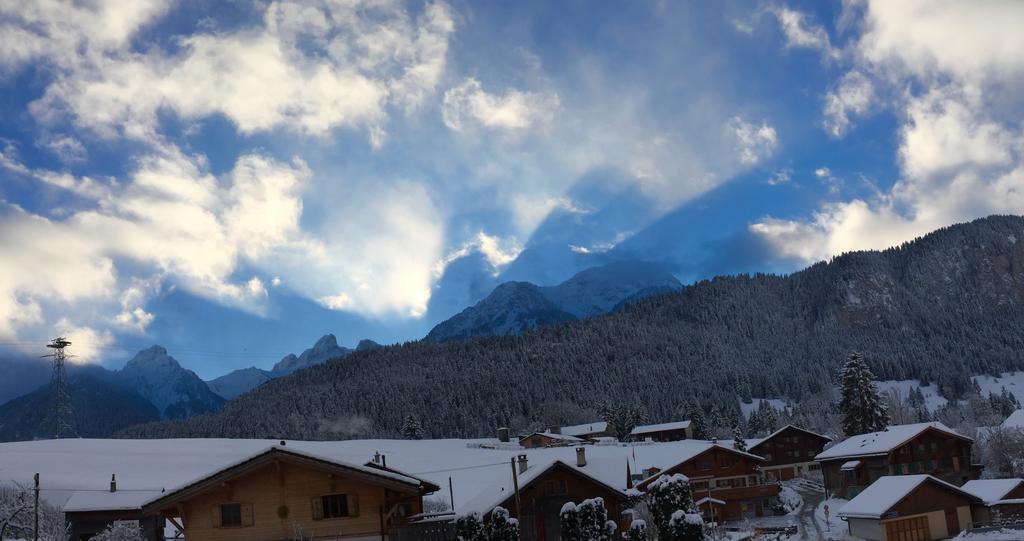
[456,458,625,517]
[816,422,971,461]
[560,421,610,437]
[143,445,435,513]
[519,431,584,443]
[747,425,832,452]
[630,421,691,435]
[962,479,1024,504]
[64,490,165,513]
[635,444,765,490]
[839,475,980,519]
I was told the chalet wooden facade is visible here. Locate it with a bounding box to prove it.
[747,425,831,481]
[839,475,980,541]
[629,421,692,442]
[637,444,779,522]
[141,445,440,541]
[459,450,629,541]
[816,422,978,499]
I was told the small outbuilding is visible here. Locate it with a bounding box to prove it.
[518,431,585,449]
[962,478,1024,524]
[629,421,692,442]
[838,474,979,541]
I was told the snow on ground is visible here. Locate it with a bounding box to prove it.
[974,372,1024,405]
[0,437,724,513]
[815,499,862,541]
[739,398,789,418]
[954,528,1024,540]
[874,379,949,412]
[778,484,803,515]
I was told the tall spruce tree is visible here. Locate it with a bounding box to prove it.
[732,426,747,452]
[839,353,890,436]
[402,414,424,439]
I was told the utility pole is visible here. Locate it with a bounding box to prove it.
[33,473,39,541]
[448,476,455,511]
[43,337,75,438]
[510,458,521,519]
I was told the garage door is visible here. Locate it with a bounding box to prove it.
[884,516,931,541]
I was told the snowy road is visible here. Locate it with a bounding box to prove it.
[793,482,850,541]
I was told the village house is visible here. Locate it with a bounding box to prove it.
[458,449,629,541]
[838,475,979,541]
[962,478,1024,525]
[815,422,979,499]
[746,425,831,481]
[137,445,440,541]
[557,421,615,440]
[518,431,586,449]
[63,482,165,541]
[629,420,693,442]
[636,444,779,522]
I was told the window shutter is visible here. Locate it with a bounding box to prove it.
[211,505,222,528]
[241,503,254,526]
[349,493,359,517]
[311,497,324,520]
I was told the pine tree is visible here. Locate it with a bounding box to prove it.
[839,353,890,436]
[732,426,747,452]
[560,502,580,541]
[402,414,424,440]
[686,403,710,440]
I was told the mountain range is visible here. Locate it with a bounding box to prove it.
[426,261,681,341]
[118,216,1024,441]
[0,259,676,440]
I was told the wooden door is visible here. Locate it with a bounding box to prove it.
[884,515,930,541]
[945,508,960,536]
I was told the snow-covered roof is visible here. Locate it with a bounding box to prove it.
[840,460,861,471]
[559,422,609,437]
[456,457,625,517]
[630,420,691,435]
[816,422,970,461]
[64,490,165,513]
[839,475,979,519]
[636,443,766,489]
[747,425,832,451]
[1001,410,1024,429]
[962,479,1024,504]
[519,431,584,443]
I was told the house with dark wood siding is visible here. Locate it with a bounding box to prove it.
[746,425,831,481]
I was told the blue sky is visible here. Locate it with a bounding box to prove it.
[1,1,1022,378]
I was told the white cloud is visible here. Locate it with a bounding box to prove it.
[436,231,523,278]
[17,0,455,143]
[729,117,779,166]
[40,135,88,163]
[814,167,842,193]
[53,319,115,364]
[442,78,560,133]
[823,70,874,138]
[753,0,1024,264]
[245,277,268,298]
[767,169,792,186]
[770,5,839,59]
[319,293,352,311]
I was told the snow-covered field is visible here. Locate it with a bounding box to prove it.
[739,398,789,418]
[974,372,1024,404]
[0,437,724,514]
[874,379,949,411]
[954,528,1024,540]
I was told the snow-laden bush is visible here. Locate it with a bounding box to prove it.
[623,519,648,541]
[644,474,704,541]
[456,506,519,541]
[0,483,67,541]
[90,521,146,541]
[560,498,615,541]
[774,485,802,514]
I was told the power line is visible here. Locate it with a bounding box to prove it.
[411,460,509,476]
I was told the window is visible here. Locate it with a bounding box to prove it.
[698,459,713,470]
[322,494,350,519]
[221,504,242,526]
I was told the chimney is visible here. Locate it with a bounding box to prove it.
[548,425,562,435]
[110,474,117,493]
[373,451,382,465]
[576,447,587,467]
[517,454,528,474]
[498,427,510,443]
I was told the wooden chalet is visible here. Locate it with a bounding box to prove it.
[636,444,779,522]
[815,422,979,499]
[140,445,440,541]
[629,420,692,442]
[962,478,1024,525]
[458,449,629,541]
[518,431,586,449]
[839,475,980,541]
[747,425,831,481]
[63,483,165,541]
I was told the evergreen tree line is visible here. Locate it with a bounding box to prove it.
[118,216,1024,441]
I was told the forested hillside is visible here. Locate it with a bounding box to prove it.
[120,216,1024,441]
